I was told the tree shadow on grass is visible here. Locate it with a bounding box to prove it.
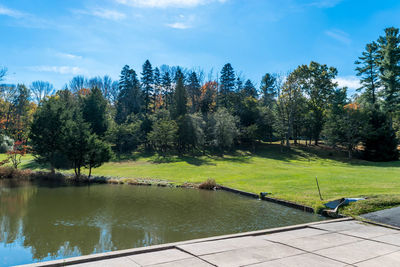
[22,159,48,170]
[152,155,215,166]
[253,142,400,168]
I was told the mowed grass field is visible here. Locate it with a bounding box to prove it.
[1,143,400,211]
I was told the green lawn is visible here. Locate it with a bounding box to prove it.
[2,144,400,211]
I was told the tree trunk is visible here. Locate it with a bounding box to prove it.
[88,165,92,178]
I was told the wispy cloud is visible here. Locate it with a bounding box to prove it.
[28,66,87,75]
[0,5,24,18]
[91,8,126,20]
[325,29,351,45]
[334,76,360,90]
[166,14,194,29]
[56,53,83,60]
[73,8,126,21]
[166,22,190,29]
[116,0,227,8]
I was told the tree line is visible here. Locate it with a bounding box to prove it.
[1,27,400,176]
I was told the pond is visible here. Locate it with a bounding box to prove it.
[0,180,327,266]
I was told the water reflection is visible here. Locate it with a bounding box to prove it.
[0,182,326,266]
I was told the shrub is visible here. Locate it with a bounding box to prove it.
[0,167,33,179]
[199,178,217,190]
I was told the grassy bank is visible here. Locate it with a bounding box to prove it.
[1,143,400,212]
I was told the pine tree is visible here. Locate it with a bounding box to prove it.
[153,67,161,111]
[162,71,172,109]
[260,73,277,107]
[141,60,154,114]
[242,79,258,98]
[82,87,108,137]
[116,65,141,124]
[355,42,380,105]
[378,27,400,113]
[219,63,235,108]
[187,71,201,113]
[173,74,187,119]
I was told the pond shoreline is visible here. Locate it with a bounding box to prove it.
[0,166,334,218]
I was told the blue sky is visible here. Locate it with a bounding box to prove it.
[0,0,399,91]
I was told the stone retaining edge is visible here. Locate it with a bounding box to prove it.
[218,185,315,213]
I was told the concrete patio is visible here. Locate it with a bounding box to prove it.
[18,218,400,267]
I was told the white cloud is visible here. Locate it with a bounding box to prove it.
[166,22,191,29]
[0,6,24,18]
[325,29,351,45]
[73,8,126,21]
[28,66,86,75]
[334,76,360,90]
[56,53,83,60]
[116,0,227,8]
[91,8,126,20]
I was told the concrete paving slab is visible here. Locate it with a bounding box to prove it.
[147,257,213,267]
[311,220,366,232]
[339,224,399,239]
[355,250,400,267]
[200,242,305,267]
[73,257,140,267]
[200,248,268,267]
[263,227,328,242]
[362,206,400,228]
[314,240,400,264]
[128,249,192,266]
[178,236,273,256]
[372,233,400,247]
[246,253,347,267]
[281,232,361,252]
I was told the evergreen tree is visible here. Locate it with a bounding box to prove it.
[378,27,400,113]
[63,105,91,177]
[260,73,276,107]
[29,95,69,172]
[363,106,398,161]
[116,65,142,124]
[242,79,258,98]
[82,87,108,137]
[162,71,172,109]
[153,67,161,110]
[187,71,201,113]
[219,63,235,108]
[324,88,366,159]
[236,77,243,92]
[141,60,154,114]
[85,135,113,177]
[355,41,380,105]
[173,70,187,119]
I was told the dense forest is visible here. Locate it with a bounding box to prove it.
[1,27,400,177]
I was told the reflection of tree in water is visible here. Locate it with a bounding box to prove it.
[0,180,37,244]
[0,184,165,261]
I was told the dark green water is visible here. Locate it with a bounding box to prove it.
[0,180,326,266]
